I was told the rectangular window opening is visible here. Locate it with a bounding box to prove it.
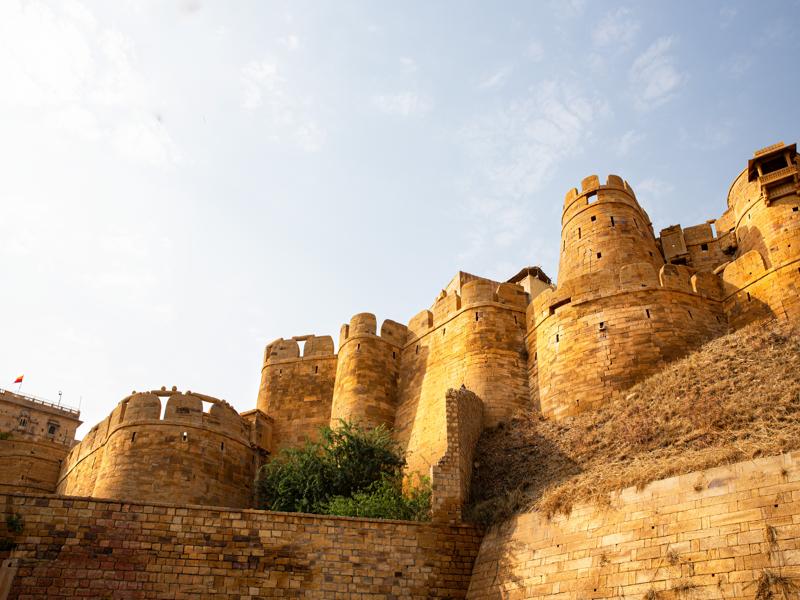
[182,432,188,442]
[700,243,709,252]
[591,215,596,222]
[793,207,799,212]
[646,309,651,319]
[611,216,615,227]
[475,312,479,321]
[415,345,420,355]
[578,227,582,239]
[131,431,136,442]
[548,297,572,316]
[221,442,224,451]
[392,351,396,359]
[760,155,789,175]
[513,315,517,324]
[314,365,319,374]
[599,322,605,330]
[596,252,602,259]
[555,334,560,343]
[443,328,446,336]
[747,292,751,302]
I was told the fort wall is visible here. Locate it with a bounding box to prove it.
[0,493,481,599]
[467,452,800,599]
[0,389,80,496]
[57,389,266,508]
[395,278,530,476]
[329,314,406,429]
[257,335,337,452]
[531,176,728,419]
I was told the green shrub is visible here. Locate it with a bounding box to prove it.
[256,421,430,521]
[324,475,431,521]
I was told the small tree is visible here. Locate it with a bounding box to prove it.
[256,421,430,521]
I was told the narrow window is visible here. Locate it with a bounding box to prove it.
[182,432,188,442]
[220,442,224,451]
[747,292,751,302]
[578,227,582,239]
[646,309,651,319]
[47,424,57,435]
[610,216,615,227]
[599,322,605,330]
[700,243,709,252]
[356,343,360,351]
[443,328,446,336]
[131,431,136,442]
[415,345,420,355]
[279,369,282,376]
[596,252,602,259]
[392,351,396,359]
[534,352,538,361]
[513,315,517,324]
[555,334,560,343]
[688,310,693,319]
[591,215,596,222]
[475,312,479,321]
[314,365,319,374]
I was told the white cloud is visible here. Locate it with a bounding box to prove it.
[550,0,586,19]
[0,0,180,167]
[637,177,674,198]
[592,8,640,50]
[720,6,738,28]
[372,92,433,116]
[459,81,603,255]
[478,66,512,90]
[400,57,418,73]
[616,129,644,156]
[526,40,544,62]
[241,58,325,151]
[630,36,686,111]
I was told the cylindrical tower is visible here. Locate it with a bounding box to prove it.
[559,174,664,284]
[257,335,337,452]
[329,313,406,430]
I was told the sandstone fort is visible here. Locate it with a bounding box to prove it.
[1,141,799,598]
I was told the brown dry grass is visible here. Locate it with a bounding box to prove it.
[468,319,800,526]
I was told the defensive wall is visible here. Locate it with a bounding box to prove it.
[256,335,337,453]
[528,175,728,419]
[0,493,481,599]
[0,389,81,495]
[56,388,269,509]
[466,452,800,599]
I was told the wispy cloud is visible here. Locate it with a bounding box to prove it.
[478,66,512,90]
[0,0,181,167]
[615,129,644,156]
[592,8,640,50]
[241,58,325,151]
[526,40,544,62]
[722,53,753,79]
[719,6,738,28]
[372,92,432,116]
[550,0,586,19]
[630,36,687,111]
[459,81,603,256]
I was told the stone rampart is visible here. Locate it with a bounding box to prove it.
[0,439,70,495]
[0,493,481,599]
[56,389,264,508]
[467,452,800,599]
[257,335,337,452]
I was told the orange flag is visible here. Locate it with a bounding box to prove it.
[13,375,23,384]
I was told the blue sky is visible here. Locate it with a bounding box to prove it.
[1,0,799,436]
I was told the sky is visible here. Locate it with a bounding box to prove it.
[1,0,799,437]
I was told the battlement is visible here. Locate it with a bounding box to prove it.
[562,174,644,224]
[264,334,336,364]
[338,313,408,348]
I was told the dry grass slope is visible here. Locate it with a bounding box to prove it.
[468,319,800,526]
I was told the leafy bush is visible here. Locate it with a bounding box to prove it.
[324,475,431,521]
[256,421,430,521]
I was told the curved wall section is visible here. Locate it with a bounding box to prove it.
[329,314,406,429]
[57,389,263,508]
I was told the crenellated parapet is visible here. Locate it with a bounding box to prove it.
[56,388,266,508]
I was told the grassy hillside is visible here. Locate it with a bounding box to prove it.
[468,318,800,526]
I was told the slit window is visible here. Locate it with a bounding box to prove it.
[700,243,709,252]
[182,432,188,442]
[443,328,446,336]
[475,312,479,321]
[131,431,136,442]
[356,343,360,351]
[392,351,396,359]
[610,216,615,227]
[688,310,693,319]
[747,292,751,302]
[221,442,224,451]
[513,315,517,324]
[555,334,560,343]
[646,309,651,319]
[415,345,420,355]
[578,227,582,239]
[314,365,319,374]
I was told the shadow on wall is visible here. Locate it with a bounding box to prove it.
[468,413,581,520]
